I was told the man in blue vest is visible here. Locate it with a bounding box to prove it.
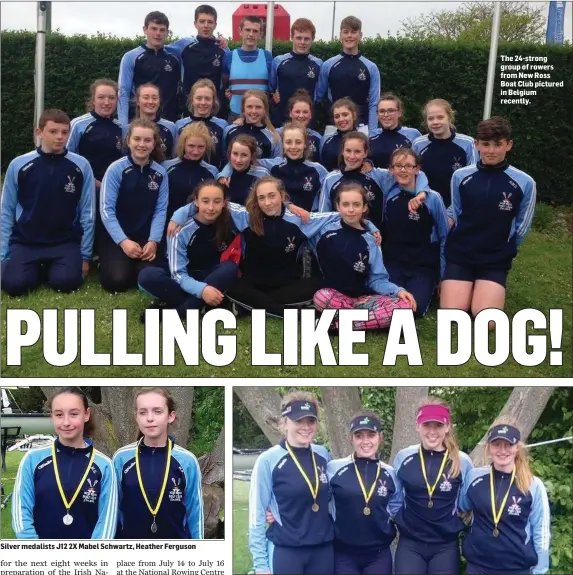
[222,15,273,122]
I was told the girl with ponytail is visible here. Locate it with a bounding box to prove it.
[12,387,117,539]
[460,418,551,574]
[391,397,473,575]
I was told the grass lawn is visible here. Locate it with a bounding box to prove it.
[2,231,572,378]
[233,480,252,575]
[1,451,24,539]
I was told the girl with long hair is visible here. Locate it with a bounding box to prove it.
[223,90,282,159]
[113,388,204,539]
[391,397,474,575]
[249,390,334,574]
[138,180,238,321]
[175,79,228,169]
[460,419,551,575]
[99,119,168,292]
[12,387,117,539]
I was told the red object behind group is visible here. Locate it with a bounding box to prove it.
[232,3,291,42]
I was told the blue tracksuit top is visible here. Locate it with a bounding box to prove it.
[319,127,369,172]
[459,466,551,574]
[165,36,228,100]
[218,165,270,206]
[11,438,117,539]
[277,126,322,163]
[383,186,448,278]
[113,439,203,539]
[446,161,536,267]
[223,123,282,160]
[175,115,228,169]
[368,125,423,169]
[327,455,402,552]
[68,112,127,181]
[220,157,328,212]
[316,52,381,131]
[1,148,95,261]
[162,157,218,223]
[118,45,181,125]
[100,155,168,245]
[249,440,333,572]
[168,216,235,298]
[308,219,402,298]
[412,131,478,206]
[392,444,474,544]
[270,52,323,122]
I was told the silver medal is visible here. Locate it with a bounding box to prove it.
[151,520,158,534]
[63,513,74,525]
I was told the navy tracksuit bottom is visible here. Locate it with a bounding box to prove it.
[1,242,83,296]
[466,564,530,575]
[395,537,460,575]
[334,546,392,575]
[385,261,438,318]
[271,541,334,575]
[138,261,238,317]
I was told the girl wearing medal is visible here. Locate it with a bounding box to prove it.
[249,391,334,574]
[460,420,551,575]
[327,412,402,575]
[392,397,473,575]
[12,387,117,539]
[113,388,204,539]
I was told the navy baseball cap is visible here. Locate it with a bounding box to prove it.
[487,424,520,445]
[281,400,318,421]
[350,415,381,433]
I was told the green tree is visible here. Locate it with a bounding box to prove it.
[400,1,546,43]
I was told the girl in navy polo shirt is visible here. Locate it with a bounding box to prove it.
[392,397,473,575]
[113,388,203,539]
[12,387,117,539]
[460,420,551,575]
[327,412,402,575]
[99,119,168,292]
[249,391,333,575]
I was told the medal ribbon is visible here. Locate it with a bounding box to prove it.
[419,446,449,503]
[353,457,381,509]
[52,441,96,513]
[285,442,319,504]
[135,438,173,519]
[490,466,516,533]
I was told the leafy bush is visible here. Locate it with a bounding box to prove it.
[1,32,572,203]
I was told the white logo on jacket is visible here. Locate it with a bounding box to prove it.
[358,68,367,81]
[64,176,76,194]
[285,237,297,253]
[308,140,317,154]
[307,66,316,79]
[452,157,463,171]
[364,185,375,202]
[169,478,183,502]
[439,473,452,492]
[303,176,314,192]
[507,496,522,516]
[82,478,98,503]
[213,54,221,67]
[124,461,136,474]
[116,136,123,151]
[377,480,388,497]
[164,61,173,72]
[408,210,420,221]
[319,466,328,484]
[210,131,219,145]
[353,253,368,274]
[498,193,513,211]
[148,174,160,191]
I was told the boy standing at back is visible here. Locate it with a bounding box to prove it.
[316,16,380,131]
[222,16,273,122]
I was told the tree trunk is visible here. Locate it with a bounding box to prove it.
[390,387,429,461]
[199,427,225,485]
[234,387,282,444]
[470,386,556,466]
[321,387,363,459]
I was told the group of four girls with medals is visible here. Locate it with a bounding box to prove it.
[12,387,204,540]
[249,392,551,575]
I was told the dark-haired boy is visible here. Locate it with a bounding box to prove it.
[118,11,181,124]
[1,110,95,296]
[316,16,380,131]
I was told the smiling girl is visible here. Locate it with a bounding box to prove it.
[113,388,203,539]
[12,387,117,539]
[99,119,168,292]
[249,391,334,574]
[327,412,402,574]
[392,397,473,575]
[459,420,551,575]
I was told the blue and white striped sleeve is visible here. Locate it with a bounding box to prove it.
[117,50,137,127]
[316,175,335,212]
[91,454,118,539]
[386,465,403,518]
[77,157,96,261]
[11,451,39,539]
[427,191,449,278]
[515,175,536,247]
[112,450,126,530]
[530,477,551,574]
[182,450,204,539]
[315,59,331,104]
[229,202,251,232]
[366,238,402,297]
[67,118,86,153]
[100,162,129,244]
[1,158,20,260]
[171,203,193,226]
[447,170,464,223]
[148,169,169,243]
[269,55,280,92]
[168,225,208,298]
[217,162,233,179]
[249,453,273,573]
[366,60,381,132]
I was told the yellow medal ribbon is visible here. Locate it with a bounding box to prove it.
[52,441,96,525]
[353,456,381,516]
[285,441,320,511]
[135,437,173,532]
[490,465,516,537]
[419,446,449,508]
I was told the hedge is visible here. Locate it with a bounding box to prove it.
[1,32,572,204]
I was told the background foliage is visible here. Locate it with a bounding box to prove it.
[1,32,572,204]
